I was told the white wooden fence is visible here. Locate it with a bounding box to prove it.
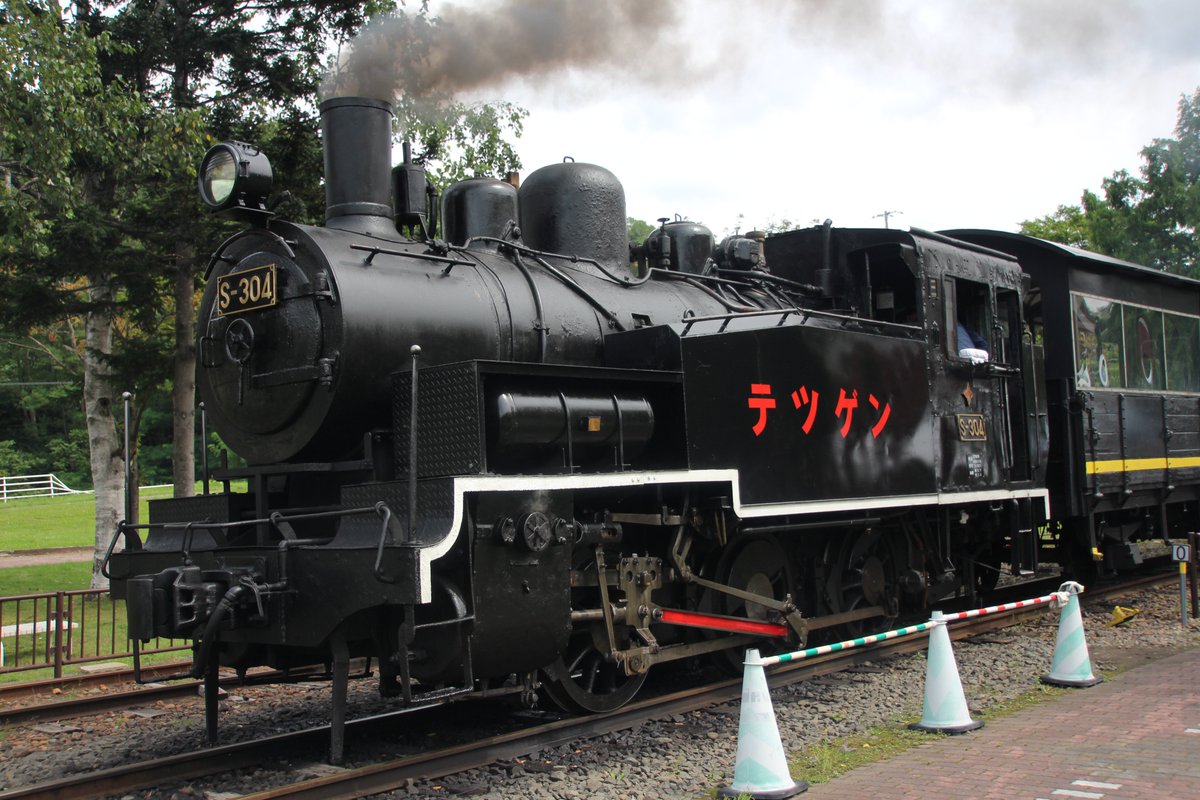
[0,473,85,502]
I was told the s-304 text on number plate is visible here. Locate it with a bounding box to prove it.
[216,263,278,316]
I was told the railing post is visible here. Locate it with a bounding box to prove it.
[53,592,65,678]
[123,391,133,524]
[13,598,21,668]
[200,401,210,496]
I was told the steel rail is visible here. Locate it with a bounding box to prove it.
[0,663,357,727]
[0,662,193,703]
[0,681,204,727]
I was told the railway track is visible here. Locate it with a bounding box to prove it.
[0,662,365,726]
[0,662,193,704]
[0,568,1174,800]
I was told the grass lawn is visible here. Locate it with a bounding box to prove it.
[0,562,92,596]
[0,482,244,551]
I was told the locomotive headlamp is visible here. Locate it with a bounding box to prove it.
[198,141,273,216]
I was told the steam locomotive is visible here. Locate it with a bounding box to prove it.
[106,96,1200,758]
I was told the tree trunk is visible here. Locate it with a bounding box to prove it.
[83,283,124,590]
[172,250,196,497]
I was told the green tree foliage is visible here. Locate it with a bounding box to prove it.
[1017,203,1092,249]
[405,99,528,189]
[1,1,202,582]
[627,217,654,245]
[0,326,90,487]
[1021,88,1200,275]
[1,1,528,532]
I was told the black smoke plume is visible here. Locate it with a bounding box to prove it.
[321,0,684,103]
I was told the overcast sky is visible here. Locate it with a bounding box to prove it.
[415,0,1200,236]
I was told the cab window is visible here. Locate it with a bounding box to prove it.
[944,277,990,361]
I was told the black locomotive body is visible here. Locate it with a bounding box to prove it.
[104,96,1190,754]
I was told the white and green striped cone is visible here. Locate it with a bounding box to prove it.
[909,613,984,734]
[1042,583,1102,688]
[717,649,807,799]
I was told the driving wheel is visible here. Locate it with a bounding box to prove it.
[827,528,900,637]
[541,554,648,714]
[540,625,647,713]
[711,535,796,672]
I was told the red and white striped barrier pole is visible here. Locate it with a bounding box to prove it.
[750,587,1074,668]
[933,589,1070,623]
[754,620,943,667]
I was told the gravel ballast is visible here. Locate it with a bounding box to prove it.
[1,580,1196,800]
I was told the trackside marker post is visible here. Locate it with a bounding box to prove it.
[1180,556,1190,623]
[1173,544,1191,627]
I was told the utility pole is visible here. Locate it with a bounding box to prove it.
[874,210,903,229]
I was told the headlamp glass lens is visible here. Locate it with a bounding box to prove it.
[204,149,237,204]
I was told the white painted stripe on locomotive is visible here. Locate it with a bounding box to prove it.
[414,469,1049,604]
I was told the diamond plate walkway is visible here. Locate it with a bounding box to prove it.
[805,648,1200,800]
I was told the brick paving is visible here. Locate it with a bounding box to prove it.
[805,648,1200,800]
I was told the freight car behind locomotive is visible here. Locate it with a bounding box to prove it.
[104,95,1188,760]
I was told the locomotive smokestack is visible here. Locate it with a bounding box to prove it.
[319,96,395,235]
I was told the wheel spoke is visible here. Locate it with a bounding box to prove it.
[831,530,899,638]
[581,654,600,693]
[565,648,589,675]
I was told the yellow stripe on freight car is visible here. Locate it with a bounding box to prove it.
[1085,456,1200,474]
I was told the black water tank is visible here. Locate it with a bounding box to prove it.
[519,160,627,270]
[442,178,520,247]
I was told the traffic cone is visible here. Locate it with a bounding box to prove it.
[908,612,983,734]
[717,649,807,799]
[1042,582,1102,687]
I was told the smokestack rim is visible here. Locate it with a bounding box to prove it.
[318,95,395,115]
